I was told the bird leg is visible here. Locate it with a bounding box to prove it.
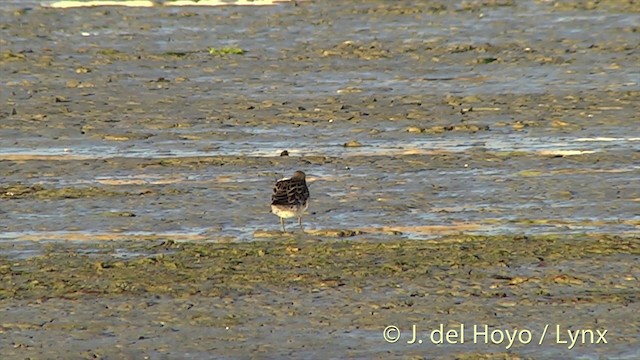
[280,217,286,232]
[298,216,303,229]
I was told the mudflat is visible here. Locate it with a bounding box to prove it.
[1,0,639,359]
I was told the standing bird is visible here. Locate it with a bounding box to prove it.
[271,170,310,232]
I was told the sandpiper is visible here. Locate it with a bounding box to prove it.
[271,170,309,232]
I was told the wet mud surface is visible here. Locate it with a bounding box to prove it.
[1,0,639,358]
[2,235,639,359]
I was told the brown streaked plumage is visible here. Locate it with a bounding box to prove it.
[271,170,309,232]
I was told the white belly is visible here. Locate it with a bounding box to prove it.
[271,203,307,218]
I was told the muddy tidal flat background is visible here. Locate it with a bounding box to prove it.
[1,0,639,359]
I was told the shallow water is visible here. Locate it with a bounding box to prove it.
[1,0,640,245]
[1,2,639,358]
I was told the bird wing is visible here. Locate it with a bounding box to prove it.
[272,179,309,206]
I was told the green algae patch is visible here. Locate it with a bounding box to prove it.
[100,211,137,217]
[516,169,545,177]
[255,229,365,238]
[208,47,246,56]
[0,234,637,301]
[0,183,124,199]
[1,51,27,61]
[0,183,183,200]
[95,48,136,60]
